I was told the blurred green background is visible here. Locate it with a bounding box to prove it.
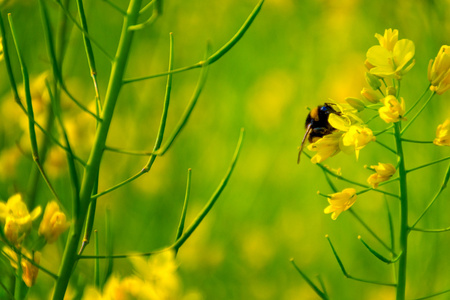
[1,0,450,299]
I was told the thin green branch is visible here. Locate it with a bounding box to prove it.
[102,0,127,15]
[8,13,61,205]
[0,280,14,300]
[91,32,174,199]
[326,235,396,287]
[385,198,395,251]
[401,91,435,135]
[401,138,433,144]
[290,259,328,299]
[94,230,100,288]
[413,288,450,300]
[104,146,152,156]
[0,13,21,105]
[358,236,399,264]
[404,85,431,117]
[349,209,394,254]
[170,128,244,251]
[45,81,80,217]
[175,168,192,254]
[76,0,102,113]
[139,0,155,14]
[123,0,264,84]
[410,226,450,233]
[128,7,159,31]
[80,128,245,260]
[53,0,114,61]
[406,156,450,174]
[39,0,102,121]
[375,139,397,154]
[410,162,450,229]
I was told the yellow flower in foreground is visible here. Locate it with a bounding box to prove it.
[38,201,70,243]
[3,247,41,287]
[0,194,41,244]
[434,119,450,146]
[378,95,406,123]
[366,35,415,79]
[83,251,181,300]
[375,28,398,51]
[341,125,375,159]
[307,132,342,164]
[130,250,180,299]
[428,45,450,95]
[324,188,357,220]
[367,163,396,188]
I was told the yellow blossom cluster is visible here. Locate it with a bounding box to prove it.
[0,194,70,287]
[324,188,357,220]
[367,163,396,188]
[82,250,181,300]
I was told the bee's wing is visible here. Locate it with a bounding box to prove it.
[297,123,312,164]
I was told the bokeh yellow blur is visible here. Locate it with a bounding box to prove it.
[0,0,450,299]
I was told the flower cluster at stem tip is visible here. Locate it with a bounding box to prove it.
[304,29,450,220]
[0,194,70,287]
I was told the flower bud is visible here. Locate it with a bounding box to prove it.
[361,88,380,103]
[345,97,365,111]
[38,201,70,243]
[365,72,381,90]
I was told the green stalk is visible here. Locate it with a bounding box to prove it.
[394,122,408,300]
[51,1,143,298]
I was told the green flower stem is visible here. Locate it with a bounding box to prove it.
[8,13,61,205]
[410,162,450,229]
[326,235,396,287]
[123,0,264,84]
[401,92,435,135]
[175,168,192,254]
[39,0,101,121]
[104,146,153,156]
[128,7,159,31]
[406,156,450,173]
[51,1,143,298]
[290,259,328,299]
[404,85,431,117]
[15,251,24,300]
[394,122,408,300]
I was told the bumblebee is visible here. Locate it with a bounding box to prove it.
[297,103,339,163]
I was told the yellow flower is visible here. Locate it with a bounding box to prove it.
[341,125,375,159]
[307,132,342,164]
[0,194,41,244]
[434,119,450,146]
[366,31,415,79]
[83,251,181,300]
[3,247,41,287]
[378,95,406,123]
[375,29,398,51]
[38,201,70,243]
[428,45,450,95]
[130,250,180,299]
[324,188,357,220]
[367,163,396,188]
